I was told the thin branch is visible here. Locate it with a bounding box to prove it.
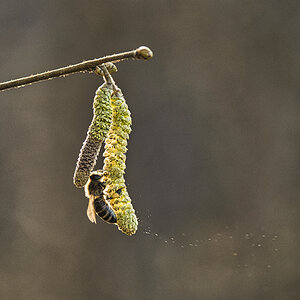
[0,46,153,92]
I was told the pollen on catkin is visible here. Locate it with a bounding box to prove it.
[101,89,138,236]
[73,83,113,188]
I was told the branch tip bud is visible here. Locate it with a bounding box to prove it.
[135,46,153,60]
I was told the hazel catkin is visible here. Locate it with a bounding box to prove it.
[101,89,138,235]
[73,83,113,188]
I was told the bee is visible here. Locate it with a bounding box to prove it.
[84,171,117,224]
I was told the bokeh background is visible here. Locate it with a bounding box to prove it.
[0,1,299,299]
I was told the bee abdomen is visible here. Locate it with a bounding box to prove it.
[94,197,117,224]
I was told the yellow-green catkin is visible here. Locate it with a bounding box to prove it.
[101,89,138,235]
[73,83,113,188]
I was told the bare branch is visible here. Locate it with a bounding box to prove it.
[0,46,153,92]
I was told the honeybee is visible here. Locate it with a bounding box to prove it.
[84,171,117,224]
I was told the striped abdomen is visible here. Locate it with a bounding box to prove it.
[94,196,117,224]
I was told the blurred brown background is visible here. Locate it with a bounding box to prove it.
[0,1,299,299]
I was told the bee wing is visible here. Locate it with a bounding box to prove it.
[87,195,97,224]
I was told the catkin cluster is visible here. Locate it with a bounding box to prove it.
[73,83,113,188]
[74,64,138,236]
[101,89,138,236]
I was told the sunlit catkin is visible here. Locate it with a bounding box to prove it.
[101,89,138,235]
[73,83,113,188]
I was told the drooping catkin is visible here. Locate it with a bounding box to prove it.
[73,83,113,188]
[101,88,138,235]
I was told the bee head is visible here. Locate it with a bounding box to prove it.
[90,173,101,182]
[85,172,105,198]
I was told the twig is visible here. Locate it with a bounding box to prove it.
[0,46,153,92]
